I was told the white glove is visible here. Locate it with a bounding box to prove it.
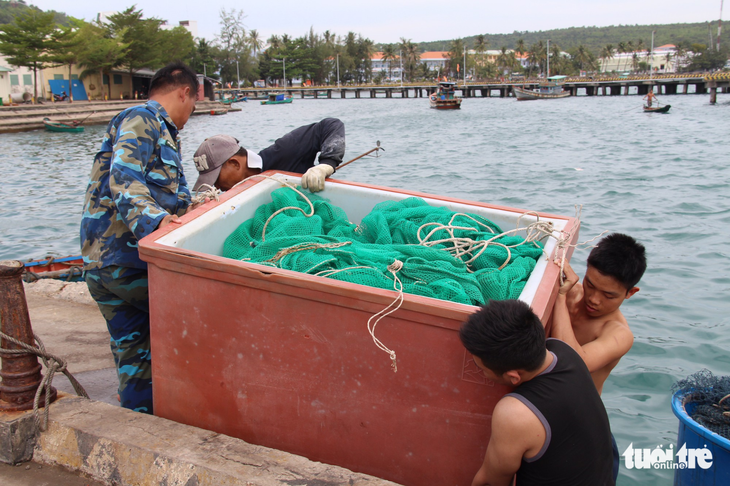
[301,164,334,192]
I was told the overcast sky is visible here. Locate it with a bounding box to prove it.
[27,1,727,45]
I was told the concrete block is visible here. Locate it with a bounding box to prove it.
[0,409,37,464]
[35,396,402,486]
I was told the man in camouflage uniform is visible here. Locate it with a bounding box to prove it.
[80,62,199,414]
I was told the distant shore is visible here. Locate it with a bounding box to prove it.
[0,99,230,134]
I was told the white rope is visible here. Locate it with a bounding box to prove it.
[552,205,609,285]
[416,212,556,272]
[366,260,404,373]
[191,183,222,205]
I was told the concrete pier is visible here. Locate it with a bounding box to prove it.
[0,280,403,485]
[0,100,232,134]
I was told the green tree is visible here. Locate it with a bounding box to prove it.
[248,29,262,56]
[446,38,465,78]
[190,38,218,78]
[616,41,627,71]
[107,7,165,85]
[381,43,397,80]
[0,9,59,102]
[214,8,252,87]
[527,41,546,76]
[571,44,593,71]
[496,46,517,76]
[600,44,614,72]
[158,26,195,66]
[52,17,89,103]
[474,35,491,81]
[76,21,128,99]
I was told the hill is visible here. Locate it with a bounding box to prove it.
[0,0,69,26]
[415,22,722,53]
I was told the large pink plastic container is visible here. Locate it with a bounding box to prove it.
[139,172,579,486]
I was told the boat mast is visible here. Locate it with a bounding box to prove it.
[546,39,550,77]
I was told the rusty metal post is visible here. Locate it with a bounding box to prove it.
[0,260,56,411]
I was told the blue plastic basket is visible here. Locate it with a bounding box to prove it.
[672,390,730,485]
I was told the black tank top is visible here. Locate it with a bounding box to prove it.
[506,339,614,486]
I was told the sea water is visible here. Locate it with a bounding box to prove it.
[1,93,729,485]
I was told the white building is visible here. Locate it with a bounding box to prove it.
[599,44,679,73]
[0,54,40,103]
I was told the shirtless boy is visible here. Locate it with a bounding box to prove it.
[551,233,647,395]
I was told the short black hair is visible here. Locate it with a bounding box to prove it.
[149,62,199,97]
[459,300,545,375]
[587,233,646,290]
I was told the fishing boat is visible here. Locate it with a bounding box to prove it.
[429,81,462,109]
[261,93,293,105]
[220,95,247,105]
[23,255,83,282]
[42,117,84,133]
[643,104,671,113]
[139,171,580,486]
[210,108,228,116]
[513,75,571,100]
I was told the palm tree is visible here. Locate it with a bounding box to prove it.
[474,34,489,80]
[497,46,516,77]
[574,44,592,71]
[267,34,281,50]
[527,41,545,77]
[248,29,262,56]
[617,41,627,71]
[447,38,465,78]
[514,38,526,71]
[674,41,689,72]
[624,41,634,71]
[600,44,614,72]
[399,37,420,81]
[381,44,397,80]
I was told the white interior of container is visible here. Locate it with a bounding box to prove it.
[155,173,570,305]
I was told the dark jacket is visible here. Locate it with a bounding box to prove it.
[259,117,345,173]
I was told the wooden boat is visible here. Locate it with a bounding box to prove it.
[261,93,293,105]
[210,108,228,116]
[644,104,671,113]
[513,75,571,100]
[220,95,247,105]
[429,81,462,109]
[139,171,580,486]
[42,117,84,133]
[23,255,83,282]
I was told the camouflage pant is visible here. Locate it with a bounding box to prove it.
[85,266,153,414]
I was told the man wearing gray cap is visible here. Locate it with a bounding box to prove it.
[193,117,345,193]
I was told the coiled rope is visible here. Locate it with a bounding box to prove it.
[0,330,88,431]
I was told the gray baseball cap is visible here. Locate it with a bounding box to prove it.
[192,134,263,191]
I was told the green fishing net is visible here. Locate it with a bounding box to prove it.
[222,187,545,306]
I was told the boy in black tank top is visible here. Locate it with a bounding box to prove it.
[460,300,615,486]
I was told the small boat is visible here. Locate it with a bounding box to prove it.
[429,81,462,109]
[23,255,83,282]
[220,95,247,105]
[261,93,293,105]
[42,117,84,133]
[513,76,571,101]
[643,104,671,113]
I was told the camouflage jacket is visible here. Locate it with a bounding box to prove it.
[80,101,191,271]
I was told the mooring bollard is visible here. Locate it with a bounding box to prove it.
[0,260,57,411]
